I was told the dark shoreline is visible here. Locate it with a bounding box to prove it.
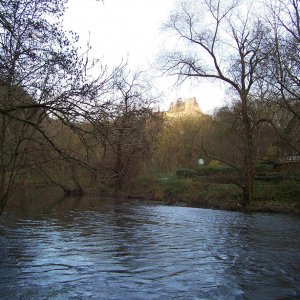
[2,185,299,217]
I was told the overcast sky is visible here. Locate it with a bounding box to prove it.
[63,0,225,113]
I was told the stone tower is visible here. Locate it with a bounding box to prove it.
[167,97,202,116]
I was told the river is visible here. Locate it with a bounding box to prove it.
[0,189,300,299]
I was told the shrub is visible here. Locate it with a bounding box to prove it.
[209,160,221,166]
[196,165,235,176]
[254,162,275,175]
[254,174,283,181]
[176,168,197,178]
[254,180,300,203]
[155,175,189,197]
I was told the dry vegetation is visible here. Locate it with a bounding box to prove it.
[0,0,299,214]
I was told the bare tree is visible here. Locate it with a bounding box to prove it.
[161,0,268,207]
[266,0,300,115]
[0,0,110,214]
[262,0,300,154]
[91,68,160,194]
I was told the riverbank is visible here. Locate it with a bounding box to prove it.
[122,172,300,215]
[7,167,300,216]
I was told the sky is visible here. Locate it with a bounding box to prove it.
[63,0,225,113]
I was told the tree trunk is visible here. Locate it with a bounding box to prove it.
[0,190,9,216]
[241,94,254,208]
[243,141,254,208]
[114,133,123,195]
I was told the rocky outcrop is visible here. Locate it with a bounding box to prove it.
[167,97,202,116]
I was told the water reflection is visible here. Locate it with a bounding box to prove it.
[1,191,300,299]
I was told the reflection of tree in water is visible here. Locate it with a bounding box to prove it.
[6,188,110,219]
[45,195,83,215]
[0,193,100,298]
[111,203,158,266]
[6,187,64,217]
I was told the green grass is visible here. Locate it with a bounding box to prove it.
[254,180,300,203]
[254,174,283,181]
[254,162,276,175]
[196,165,236,176]
[155,174,191,196]
[133,171,300,213]
[197,184,242,204]
[176,168,197,178]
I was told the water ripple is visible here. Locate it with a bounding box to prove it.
[1,200,300,299]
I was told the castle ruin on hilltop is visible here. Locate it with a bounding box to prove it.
[167,97,202,116]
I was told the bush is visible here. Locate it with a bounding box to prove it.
[209,160,221,166]
[196,165,235,176]
[164,180,187,196]
[254,162,275,175]
[155,175,189,197]
[254,180,300,203]
[176,168,197,178]
[254,174,283,181]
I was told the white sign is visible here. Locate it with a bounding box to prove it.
[198,158,204,165]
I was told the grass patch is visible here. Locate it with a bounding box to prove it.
[133,173,190,198]
[197,165,236,176]
[254,162,275,175]
[155,174,191,197]
[254,174,283,181]
[133,171,299,213]
[197,184,242,201]
[254,179,300,204]
[176,168,197,178]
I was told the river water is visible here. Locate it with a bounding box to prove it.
[0,190,300,299]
